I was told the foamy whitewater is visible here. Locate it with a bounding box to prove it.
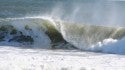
[0,0,125,70]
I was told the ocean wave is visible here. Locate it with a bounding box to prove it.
[0,17,125,54]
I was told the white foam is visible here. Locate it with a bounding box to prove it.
[0,18,52,48]
[0,46,125,70]
[102,38,125,54]
[91,38,125,54]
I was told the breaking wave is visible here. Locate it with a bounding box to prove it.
[0,16,125,54]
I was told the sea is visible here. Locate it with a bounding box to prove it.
[0,0,125,70]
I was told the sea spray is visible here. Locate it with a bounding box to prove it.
[58,21,125,51]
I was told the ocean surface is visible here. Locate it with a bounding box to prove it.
[0,0,125,70]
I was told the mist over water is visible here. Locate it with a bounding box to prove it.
[51,1,125,27]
